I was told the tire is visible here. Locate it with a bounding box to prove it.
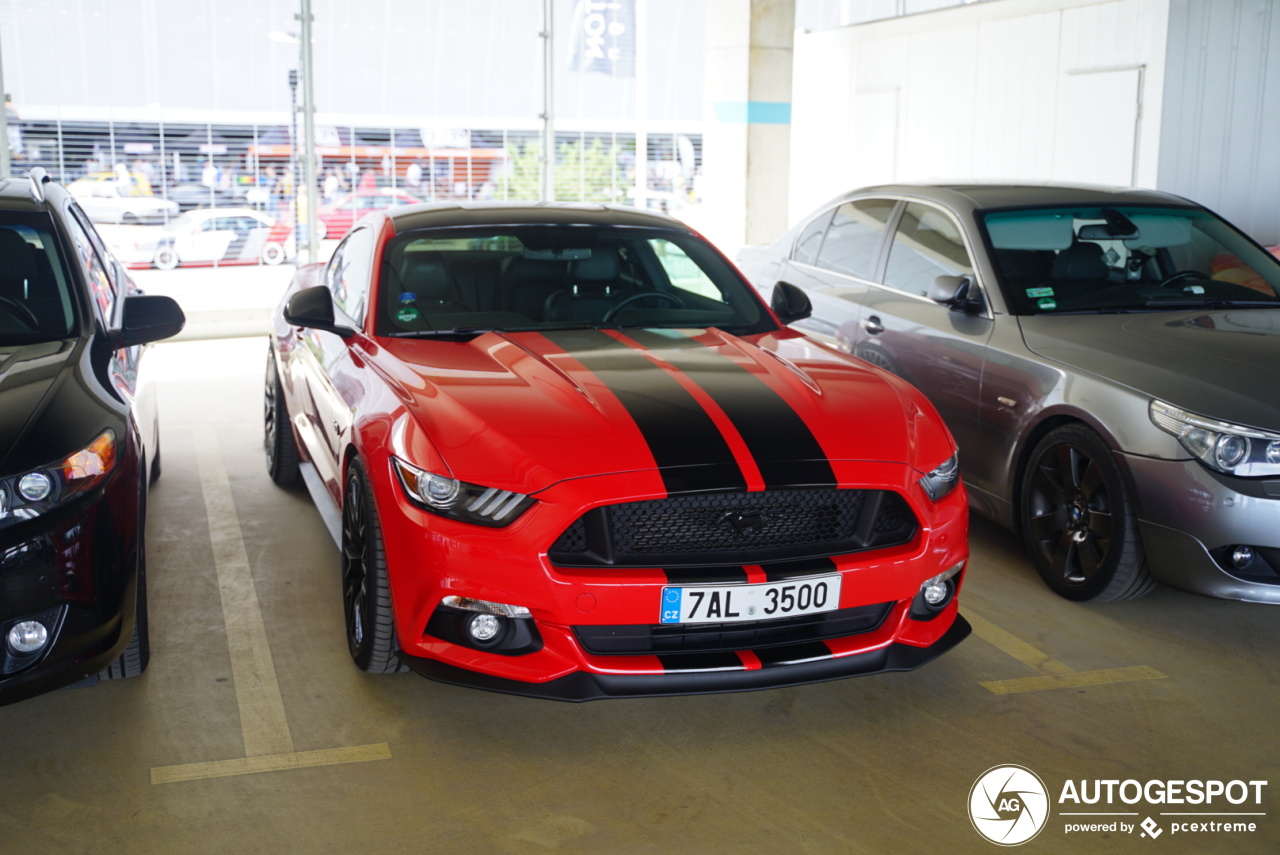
[1019,424,1154,602]
[315,219,329,241]
[149,436,162,485]
[264,349,301,486]
[153,244,179,271]
[261,241,285,266]
[100,483,151,680]
[341,461,407,673]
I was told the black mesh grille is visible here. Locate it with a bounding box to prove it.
[574,602,894,656]
[549,488,917,568]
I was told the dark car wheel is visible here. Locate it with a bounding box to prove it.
[1019,424,1154,602]
[264,350,300,486]
[100,483,151,680]
[341,462,406,673]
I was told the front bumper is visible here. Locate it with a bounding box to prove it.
[0,484,138,705]
[1126,454,1280,603]
[400,611,972,701]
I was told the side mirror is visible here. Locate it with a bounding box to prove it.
[284,285,355,337]
[114,295,186,348]
[770,281,812,325]
[929,275,984,314]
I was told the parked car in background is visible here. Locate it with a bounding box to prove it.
[739,183,1280,603]
[315,187,422,240]
[0,169,185,705]
[67,176,178,225]
[112,207,294,270]
[265,201,970,700]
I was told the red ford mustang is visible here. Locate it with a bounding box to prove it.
[265,202,970,700]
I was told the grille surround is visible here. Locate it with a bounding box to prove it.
[549,488,917,568]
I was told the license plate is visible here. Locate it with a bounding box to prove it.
[659,576,842,625]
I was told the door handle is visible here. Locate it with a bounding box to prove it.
[863,315,884,335]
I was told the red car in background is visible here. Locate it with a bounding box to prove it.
[315,188,421,240]
[265,201,970,700]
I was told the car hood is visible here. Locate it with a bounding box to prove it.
[375,327,936,495]
[1019,309,1280,429]
[0,339,79,470]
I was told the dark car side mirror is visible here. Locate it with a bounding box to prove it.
[114,294,186,348]
[771,281,812,325]
[929,275,984,314]
[284,285,355,337]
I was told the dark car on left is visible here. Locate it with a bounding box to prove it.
[0,168,185,705]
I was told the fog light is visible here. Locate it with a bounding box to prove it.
[8,620,49,654]
[1231,545,1256,571]
[467,613,502,644]
[923,579,951,606]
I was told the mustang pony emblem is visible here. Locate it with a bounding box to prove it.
[719,510,771,536]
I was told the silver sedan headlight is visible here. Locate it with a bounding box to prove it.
[1150,400,1280,477]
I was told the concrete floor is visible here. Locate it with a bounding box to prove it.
[2,333,1277,855]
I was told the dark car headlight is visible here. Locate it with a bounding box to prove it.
[0,430,117,529]
[1150,401,1280,477]
[918,452,960,501]
[392,457,534,526]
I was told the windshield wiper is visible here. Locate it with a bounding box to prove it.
[1142,299,1279,310]
[385,327,493,338]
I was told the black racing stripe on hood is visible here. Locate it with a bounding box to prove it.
[541,329,747,494]
[621,329,837,489]
[663,566,750,584]
[761,556,838,582]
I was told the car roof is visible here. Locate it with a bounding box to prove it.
[843,182,1197,214]
[387,200,695,232]
[0,174,56,213]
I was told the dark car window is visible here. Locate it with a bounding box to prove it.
[377,225,770,337]
[328,227,375,325]
[884,202,974,297]
[63,204,118,322]
[793,209,834,266]
[981,205,1280,314]
[814,198,896,280]
[0,214,76,342]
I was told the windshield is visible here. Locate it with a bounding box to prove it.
[375,225,770,337]
[979,205,1280,314]
[0,213,76,344]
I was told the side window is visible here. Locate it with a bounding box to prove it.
[814,198,896,280]
[650,238,721,301]
[792,210,834,266]
[883,202,974,297]
[63,204,117,320]
[328,228,375,324]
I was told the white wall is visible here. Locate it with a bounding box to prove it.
[788,0,1171,229]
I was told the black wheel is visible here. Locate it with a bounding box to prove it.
[341,462,406,673]
[100,483,151,680]
[149,435,163,485]
[264,349,301,486]
[1019,424,1153,601]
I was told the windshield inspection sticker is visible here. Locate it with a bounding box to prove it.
[1037,297,1057,311]
[1026,287,1055,298]
[396,306,421,323]
[399,291,417,303]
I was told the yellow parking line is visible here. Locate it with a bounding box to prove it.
[965,609,1167,695]
[151,744,392,785]
[151,430,391,784]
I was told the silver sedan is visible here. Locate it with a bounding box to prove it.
[739,183,1280,603]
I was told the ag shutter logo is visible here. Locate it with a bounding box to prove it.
[969,765,1051,846]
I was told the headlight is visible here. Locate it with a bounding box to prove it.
[0,430,117,528]
[1150,401,1280,477]
[392,457,534,526]
[918,452,960,501]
